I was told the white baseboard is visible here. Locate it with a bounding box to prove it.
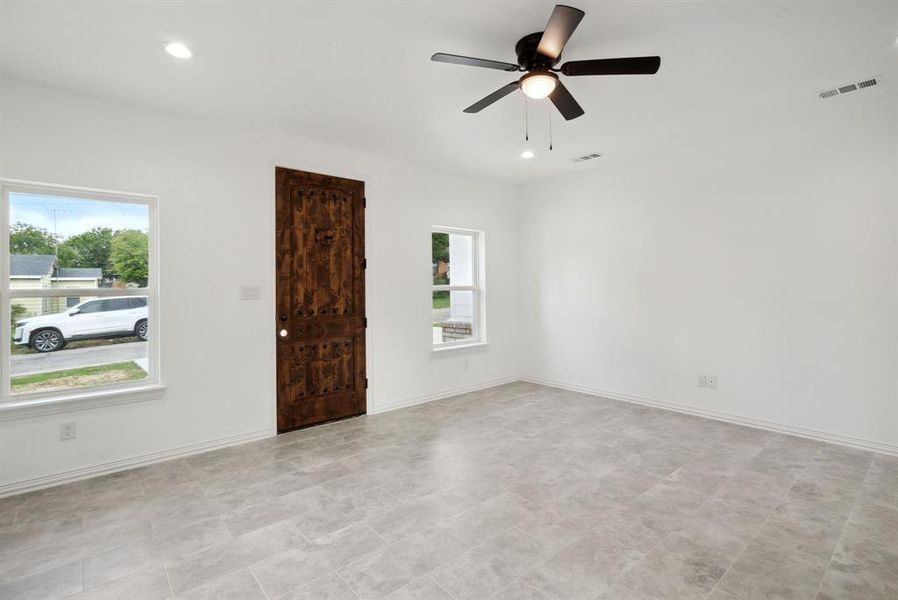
[367,376,519,415]
[8,374,891,497]
[521,376,898,457]
[0,428,271,498]
[1,378,519,498]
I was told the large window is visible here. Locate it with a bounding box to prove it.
[432,227,485,349]
[1,180,160,409]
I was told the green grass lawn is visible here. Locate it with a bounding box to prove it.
[11,361,146,392]
[432,291,449,309]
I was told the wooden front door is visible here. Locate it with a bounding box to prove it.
[275,167,366,432]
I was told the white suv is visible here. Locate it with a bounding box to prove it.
[14,296,149,353]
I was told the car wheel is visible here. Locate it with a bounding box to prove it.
[31,329,64,353]
[136,320,149,341]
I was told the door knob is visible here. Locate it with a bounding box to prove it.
[279,329,288,338]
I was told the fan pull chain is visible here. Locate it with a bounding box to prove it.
[548,105,553,151]
[523,96,529,141]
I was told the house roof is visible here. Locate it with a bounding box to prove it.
[10,254,56,277]
[57,267,103,279]
[10,255,103,279]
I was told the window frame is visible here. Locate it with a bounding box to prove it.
[0,178,164,415]
[431,225,487,351]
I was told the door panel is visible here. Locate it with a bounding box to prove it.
[276,167,366,432]
[95,298,132,333]
[69,300,104,335]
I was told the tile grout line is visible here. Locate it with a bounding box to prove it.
[248,566,271,600]
[702,479,794,599]
[162,564,173,598]
[809,457,875,599]
[171,518,300,597]
[429,573,460,599]
[434,511,568,599]
[335,570,361,599]
[493,519,591,599]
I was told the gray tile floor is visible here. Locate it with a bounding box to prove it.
[1,382,897,599]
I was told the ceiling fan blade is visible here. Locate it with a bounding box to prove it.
[560,56,661,76]
[548,81,584,120]
[537,5,585,60]
[463,82,520,113]
[431,52,519,72]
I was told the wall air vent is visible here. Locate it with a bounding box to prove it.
[572,152,601,163]
[818,76,878,99]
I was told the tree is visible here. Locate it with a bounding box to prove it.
[10,304,27,329]
[432,232,449,264]
[432,232,449,285]
[110,229,148,286]
[57,227,114,278]
[9,222,57,255]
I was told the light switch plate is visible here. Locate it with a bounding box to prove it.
[239,285,261,301]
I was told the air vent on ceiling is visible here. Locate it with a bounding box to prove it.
[572,152,601,163]
[818,76,878,99]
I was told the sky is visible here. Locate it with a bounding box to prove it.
[9,192,148,240]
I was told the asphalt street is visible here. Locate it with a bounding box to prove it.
[11,341,146,376]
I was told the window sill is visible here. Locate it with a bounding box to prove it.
[432,341,489,354]
[0,383,167,421]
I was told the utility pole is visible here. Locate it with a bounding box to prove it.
[46,207,69,255]
[46,207,69,285]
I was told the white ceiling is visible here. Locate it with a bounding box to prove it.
[1,1,896,184]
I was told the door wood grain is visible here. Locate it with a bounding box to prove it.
[275,167,366,432]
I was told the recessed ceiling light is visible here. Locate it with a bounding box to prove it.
[165,42,192,59]
[521,150,535,159]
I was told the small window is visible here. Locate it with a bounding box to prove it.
[2,181,159,404]
[104,298,132,312]
[77,300,104,314]
[432,227,485,349]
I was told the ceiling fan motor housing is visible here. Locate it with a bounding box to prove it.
[515,32,560,70]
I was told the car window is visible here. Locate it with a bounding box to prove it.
[104,299,132,312]
[77,301,103,314]
[129,297,147,309]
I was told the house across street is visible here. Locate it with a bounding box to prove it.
[11,254,103,316]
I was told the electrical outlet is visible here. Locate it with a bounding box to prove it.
[707,376,718,389]
[60,422,76,441]
[697,375,707,388]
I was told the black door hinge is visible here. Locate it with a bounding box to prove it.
[365,378,369,389]
[363,197,367,208]
[363,318,368,328]
[362,258,367,269]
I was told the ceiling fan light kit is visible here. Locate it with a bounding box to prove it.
[521,71,558,99]
[431,3,661,149]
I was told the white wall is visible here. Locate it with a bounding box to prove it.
[0,78,520,491]
[2,65,896,494]
[518,81,898,451]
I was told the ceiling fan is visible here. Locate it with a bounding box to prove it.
[431,4,661,121]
